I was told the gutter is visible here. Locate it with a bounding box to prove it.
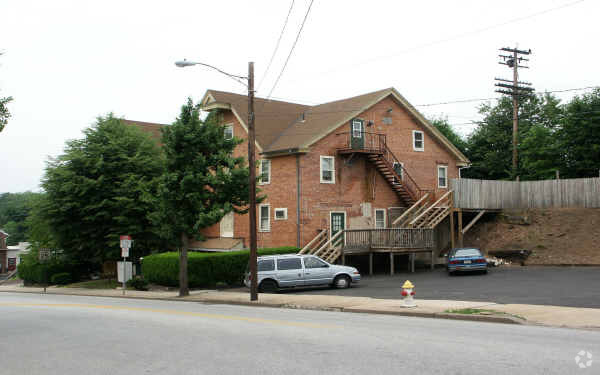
[260,147,309,157]
[459,164,471,179]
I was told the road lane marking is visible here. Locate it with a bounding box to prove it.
[0,302,338,329]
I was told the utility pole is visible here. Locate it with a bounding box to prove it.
[495,47,534,179]
[247,62,258,301]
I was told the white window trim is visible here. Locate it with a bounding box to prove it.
[224,124,234,140]
[274,208,288,220]
[412,130,424,152]
[259,159,271,185]
[438,165,448,188]
[259,204,270,232]
[374,208,386,229]
[320,155,335,184]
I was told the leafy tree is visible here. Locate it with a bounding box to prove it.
[556,88,600,178]
[156,99,252,296]
[40,114,165,264]
[0,192,40,245]
[464,94,562,180]
[429,116,468,155]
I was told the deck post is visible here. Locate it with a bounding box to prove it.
[390,252,394,275]
[369,252,373,276]
[411,253,415,273]
[431,250,435,270]
[458,209,464,248]
[450,209,455,249]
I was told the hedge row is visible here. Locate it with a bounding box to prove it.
[18,258,90,285]
[142,246,299,288]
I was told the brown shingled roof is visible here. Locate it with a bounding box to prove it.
[202,88,469,164]
[121,119,167,142]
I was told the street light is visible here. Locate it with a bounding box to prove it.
[176,59,259,302]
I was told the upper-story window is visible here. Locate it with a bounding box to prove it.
[320,156,335,184]
[224,124,233,140]
[438,165,448,188]
[352,119,363,138]
[259,159,271,185]
[259,204,270,232]
[412,130,424,151]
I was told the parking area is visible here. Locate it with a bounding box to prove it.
[283,266,600,308]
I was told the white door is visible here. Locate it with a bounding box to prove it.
[220,211,234,238]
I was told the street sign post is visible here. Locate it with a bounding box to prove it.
[119,235,132,295]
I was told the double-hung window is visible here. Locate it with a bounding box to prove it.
[259,204,270,232]
[320,156,335,184]
[375,209,386,229]
[412,130,424,151]
[438,165,448,188]
[259,159,271,184]
[224,124,233,140]
[352,119,363,138]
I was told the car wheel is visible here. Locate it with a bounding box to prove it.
[448,270,455,276]
[259,279,278,293]
[333,275,351,289]
[482,269,488,275]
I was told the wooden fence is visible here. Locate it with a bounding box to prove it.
[451,177,600,209]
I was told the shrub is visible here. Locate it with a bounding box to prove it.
[142,246,299,288]
[50,272,72,285]
[18,255,91,285]
[126,276,149,291]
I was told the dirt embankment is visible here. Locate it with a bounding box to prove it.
[464,208,600,265]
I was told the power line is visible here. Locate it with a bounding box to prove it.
[266,0,315,100]
[257,0,295,91]
[285,0,586,82]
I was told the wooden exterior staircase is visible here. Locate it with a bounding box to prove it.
[336,132,428,207]
[297,229,344,264]
[393,190,454,229]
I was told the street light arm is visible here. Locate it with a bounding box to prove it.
[175,59,248,87]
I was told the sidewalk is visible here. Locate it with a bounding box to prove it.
[1,283,599,330]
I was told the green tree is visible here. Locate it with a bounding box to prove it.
[556,88,600,178]
[464,93,562,180]
[156,99,252,296]
[429,116,468,155]
[40,114,165,264]
[0,192,40,245]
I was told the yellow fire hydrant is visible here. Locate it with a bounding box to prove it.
[401,280,417,308]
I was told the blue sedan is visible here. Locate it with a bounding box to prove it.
[447,247,488,275]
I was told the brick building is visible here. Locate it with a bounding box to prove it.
[0,230,8,273]
[193,87,469,250]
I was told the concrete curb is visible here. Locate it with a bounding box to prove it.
[0,288,524,326]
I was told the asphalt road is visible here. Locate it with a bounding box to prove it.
[1,293,598,375]
[282,266,600,308]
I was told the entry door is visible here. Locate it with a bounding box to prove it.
[220,211,234,238]
[351,119,364,150]
[330,212,346,247]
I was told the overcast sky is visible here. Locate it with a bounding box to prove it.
[1,0,597,193]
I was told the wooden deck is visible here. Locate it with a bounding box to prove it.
[340,228,436,274]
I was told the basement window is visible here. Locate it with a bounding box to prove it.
[438,165,448,188]
[412,130,424,151]
[274,208,288,220]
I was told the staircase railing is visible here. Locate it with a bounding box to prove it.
[380,143,424,202]
[335,132,387,151]
[392,193,431,227]
[408,190,453,228]
[298,230,327,254]
[312,230,344,263]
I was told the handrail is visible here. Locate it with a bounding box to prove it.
[298,230,326,254]
[409,190,453,226]
[335,132,386,151]
[314,230,344,257]
[392,193,430,226]
[379,143,422,201]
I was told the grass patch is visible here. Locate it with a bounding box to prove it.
[445,308,499,315]
[444,308,525,320]
[64,279,120,289]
